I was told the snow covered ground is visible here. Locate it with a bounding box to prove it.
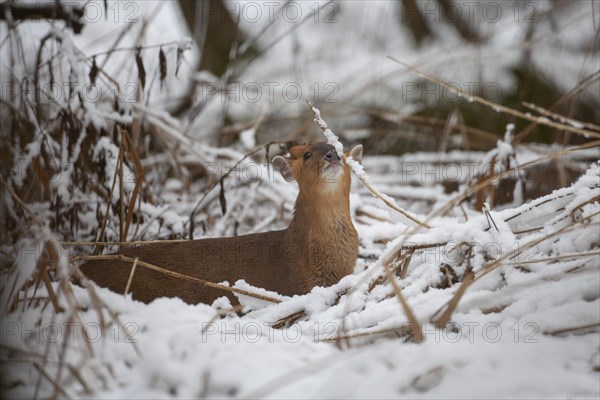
[2,144,599,399]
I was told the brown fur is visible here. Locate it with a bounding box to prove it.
[79,142,362,305]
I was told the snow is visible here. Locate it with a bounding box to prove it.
[176,37,193,52]
[239,128,256,150]
[310,104,344,157]
[233,280,289,312]
[3,155,599,399]
[1,1,600,399]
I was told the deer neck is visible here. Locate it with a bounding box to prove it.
[290,191,353,232]
[286,188,358,287]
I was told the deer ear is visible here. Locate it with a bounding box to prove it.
[346,145,363,164]
[272,156,295,182]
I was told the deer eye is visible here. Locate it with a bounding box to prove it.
[303,152,312,160]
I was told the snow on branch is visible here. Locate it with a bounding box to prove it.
[386,55,600,141]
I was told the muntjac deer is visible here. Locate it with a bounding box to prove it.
[79,142,363,305]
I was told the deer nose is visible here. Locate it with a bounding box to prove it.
[324,149,339,162]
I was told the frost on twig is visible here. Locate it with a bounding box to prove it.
[306,100,431,229]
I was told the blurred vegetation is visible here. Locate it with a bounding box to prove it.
[164,0,600,155]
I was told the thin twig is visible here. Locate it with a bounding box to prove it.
[33,362,73,400]
[62,239,190,246]
[0,176,44,226]
[502,250,600,265]
[545,322,600,336]
[522,101,600,132]
[320,325,414,343]
[386,56,600,140]
[94,136,124,254]
[76,254,282,303]
[384,263,423,342]
[123,257,139,296]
